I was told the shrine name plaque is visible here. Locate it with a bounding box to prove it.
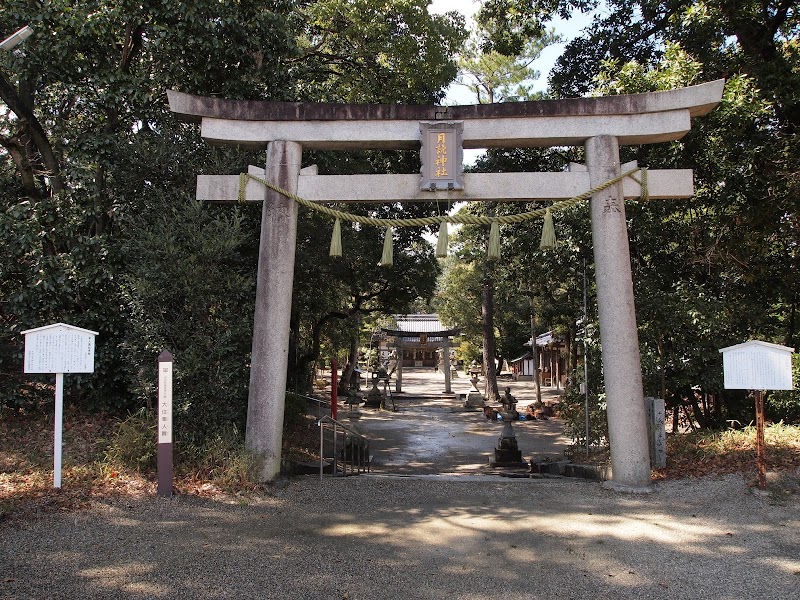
[420,121,464,191]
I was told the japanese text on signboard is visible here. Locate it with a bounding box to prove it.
[158,362,173,443]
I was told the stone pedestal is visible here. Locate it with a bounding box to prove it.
[442,342,452,394]
[395,341,404,393]
[490,388,526,467]
[464,392,485,408]
[345,394,362,419]
[464,367,485,408]
[490,413,525,467]
[363,379,384,408]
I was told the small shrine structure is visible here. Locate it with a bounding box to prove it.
[378,314,460,394]
[510,331,566,387]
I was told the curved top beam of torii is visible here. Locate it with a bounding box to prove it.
[168,79,725,150]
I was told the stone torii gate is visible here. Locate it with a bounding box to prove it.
[169,80,724,491]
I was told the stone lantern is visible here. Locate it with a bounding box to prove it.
[491,387,525,467]
[465,360,485,408]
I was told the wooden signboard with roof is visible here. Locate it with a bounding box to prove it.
[720,340,795,489]
[22,323,98,488]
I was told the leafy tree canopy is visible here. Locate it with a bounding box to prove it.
[469,0,800,426]
[0,0,468,438]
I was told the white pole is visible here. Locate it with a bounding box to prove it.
[54,372,64,488]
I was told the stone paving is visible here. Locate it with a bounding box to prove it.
[344,368,571,475]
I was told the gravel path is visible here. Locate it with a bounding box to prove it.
[2,474,798,599]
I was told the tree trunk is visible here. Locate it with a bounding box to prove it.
[689,393,711,430]
[672,400,680,433]
[481,267,500,403]
[0,134,38,197]
[0,72,64,195]
[713,392,723,423]
[657,333,667,402]
[531,314,541,404]
[564,327,578,381]
[287,315,300,391]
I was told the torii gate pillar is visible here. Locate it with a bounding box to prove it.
[245,141,302,481]
[586,136,651,490]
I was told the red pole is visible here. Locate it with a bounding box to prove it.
[331,358,338,420]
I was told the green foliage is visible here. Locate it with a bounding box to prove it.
[667,422,800,467]
[178,425,261,487]
[1,0,296,415]
[456,26,561,103]
[290,196,442,390]
[103,408,157,472]
[283,392,310,431]
[103,407,261,486]
[593,42,704,94]
[467,1,800,428]
[435,146,590,382]
[119,193,257,443]
[291,0,467,103]
[560,387,609,449]
[455,339,482,368]
[767,354,800,424]
[603,48,797,424]
[2,0,464,435]
[435,258,483,341]
[0,191,126,410]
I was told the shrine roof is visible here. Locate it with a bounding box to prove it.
[523,331,563,348]
[381,314,459,338]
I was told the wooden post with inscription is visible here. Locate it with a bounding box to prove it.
[157,350,174,498]
[754,390,766,490]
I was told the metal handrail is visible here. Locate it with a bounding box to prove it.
[288,392,331,420]
[318,415,371,480]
